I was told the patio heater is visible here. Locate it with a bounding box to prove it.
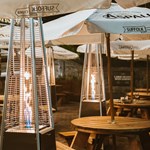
[46,47,57,110]
[79,44,106,117]
[0,18,56,150]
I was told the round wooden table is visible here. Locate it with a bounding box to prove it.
[114,100,150,119]
[71,116,150,150]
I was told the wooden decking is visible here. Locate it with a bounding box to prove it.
[58,131,77,146]
[56,141,75,150]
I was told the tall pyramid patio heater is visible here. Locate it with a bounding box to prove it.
[0,18,56,150]
[78,44,106,117]
[46,47,57,110]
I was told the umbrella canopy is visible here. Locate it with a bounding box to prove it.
[25,46,79,60]
[0,0,149,19]
[0,0,111,18]
[43,9,97,41]
[77,40,150,60]
[115,0,150,8]
[1,3,150,46]
[111,40,150,60]
[0,10,101,47]
[42,3,150,47]
[86,3,150,34]
[0,23,41,47]
[77,44,100,53]
[51,46,79,60]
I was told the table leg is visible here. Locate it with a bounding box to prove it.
[128,108,138,117]
[128,135,141,150]
[92,134,106,150]
[140,108,150,120]
[128,132,150,150]
[139,132,150,150]
[70,131,90,150]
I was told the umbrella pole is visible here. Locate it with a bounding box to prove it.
[130,50,134,102]
[146,55,149,93]
[105,33,115,123]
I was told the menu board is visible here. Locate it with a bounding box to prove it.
[112,71,131,86]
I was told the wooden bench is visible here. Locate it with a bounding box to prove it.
[58,131,77,146]
[56,141,75,150]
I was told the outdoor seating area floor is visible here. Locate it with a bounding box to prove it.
[54,101,79,145]
[0,101,142,150]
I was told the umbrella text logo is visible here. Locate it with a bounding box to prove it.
[123,26,147,33]
[15,4,59,17]
[15,8,29,17]
[103,13,150,19]
[30,4,59,16]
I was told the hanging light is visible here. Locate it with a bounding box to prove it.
[0,18,56,150]
[78,44,106,117]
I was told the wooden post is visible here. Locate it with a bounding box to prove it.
[105,33,115,123]
[130,50,134,102]
[146,55,149,93]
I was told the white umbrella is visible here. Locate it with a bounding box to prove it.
[0,23,42,47]
[51,46,79,60]
[1,3,149,46]
[0,0,111,18]
[111,40,150,60]
[77,40,150,60]
[43,9,98,42]
[77,44,100,53]
[115,0,150,8]
[86,3,150,34]
[0,9,101,47]
[25,46,79,60]
[42,3,150,47]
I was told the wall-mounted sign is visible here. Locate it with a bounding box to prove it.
[112,71,131,86]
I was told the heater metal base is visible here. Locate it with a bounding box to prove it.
[3,127,56,150]
[80,101,106,117]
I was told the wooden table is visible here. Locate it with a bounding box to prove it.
[71,116,150,150]
[135,89,149,92]
[113,100,150,119]
[127,92,150,99]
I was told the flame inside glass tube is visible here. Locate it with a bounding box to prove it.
[24,71,30,80]
[24,72,32,128]
[91,73,96,100]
